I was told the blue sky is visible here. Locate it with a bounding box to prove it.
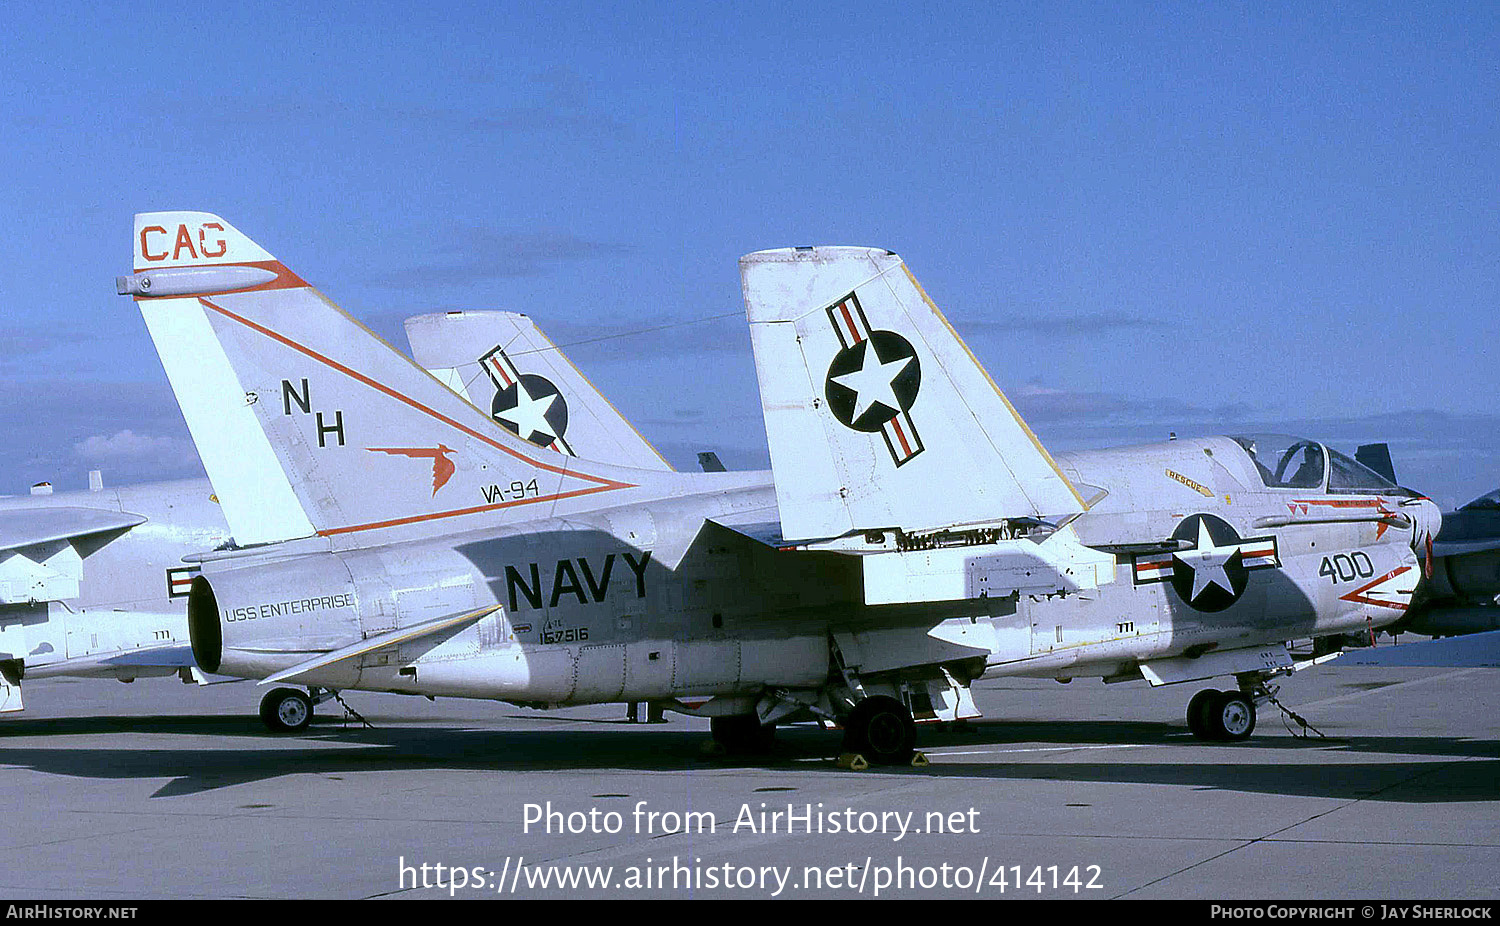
[1,1,1496,506]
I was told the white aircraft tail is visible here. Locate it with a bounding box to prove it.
[741,246,1085,542]
[404,311,673,472]
[121,212,644,546]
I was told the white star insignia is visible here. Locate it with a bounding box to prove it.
[831,344,912,422]
[498,380,559,443]
[1175,519,1240,603]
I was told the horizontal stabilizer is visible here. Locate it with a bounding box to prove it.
[741,246,1084,543]
[99,643,197,668]
[259,605,500,685]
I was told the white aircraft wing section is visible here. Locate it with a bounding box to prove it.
[0,507,146,552]
[0,508,147,604]
[404,311,673,471]
[1339,633,1500,668]
[741,246,1085,542]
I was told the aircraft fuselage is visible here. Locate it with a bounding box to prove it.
[191,436,1421,708]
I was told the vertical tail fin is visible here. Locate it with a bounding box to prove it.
[741,246,1084,543]
[121,212,641,546]
[404,311,673,471]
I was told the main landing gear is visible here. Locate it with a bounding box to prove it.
[842,695,917,765]
[259,686,340,733]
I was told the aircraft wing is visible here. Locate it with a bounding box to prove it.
[0,507,146,553]
[1339,632,1500,668]
[0,507,147,604]
[1432,499,1500,557]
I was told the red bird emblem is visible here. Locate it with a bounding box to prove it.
[366,444,457,496]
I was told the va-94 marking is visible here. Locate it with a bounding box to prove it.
[482,479,539,505]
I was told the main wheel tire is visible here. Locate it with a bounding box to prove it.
[1210,691,1256,741]
[1187,689,1222,739]
[843,695,916,765]
[710,714,775,754]
[259,687,313,733]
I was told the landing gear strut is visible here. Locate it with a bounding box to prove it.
[843,695,917,765]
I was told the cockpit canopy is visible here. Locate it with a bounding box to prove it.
[1231,434,1403,494]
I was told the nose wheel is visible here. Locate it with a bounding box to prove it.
[1186,689,1256,741]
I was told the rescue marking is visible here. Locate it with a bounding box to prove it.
[1165,469,1213,497]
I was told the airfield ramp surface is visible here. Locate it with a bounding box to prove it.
[0,665,1495,899]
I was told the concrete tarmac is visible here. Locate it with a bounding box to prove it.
[0,663,1495,900]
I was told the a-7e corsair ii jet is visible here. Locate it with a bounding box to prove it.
[0,304,667,720]
[120,213,1441,763]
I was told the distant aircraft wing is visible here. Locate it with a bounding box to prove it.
[1339,632,1500,668]
[404,310,673,471]
[0,507,147,604]
[0,507,146,553]
[1433,537,1500,557]
[259,605,501,685]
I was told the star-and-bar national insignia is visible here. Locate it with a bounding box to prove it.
[1132,513,1279,612]
[478,346,574,455]
[823,292,924,467]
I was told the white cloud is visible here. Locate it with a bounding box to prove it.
[73,429,189,463]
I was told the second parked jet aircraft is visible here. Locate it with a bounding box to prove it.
[120,214,1442,761]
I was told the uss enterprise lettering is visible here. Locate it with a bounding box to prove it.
[505,551,652,612]
[226,593,355,623]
